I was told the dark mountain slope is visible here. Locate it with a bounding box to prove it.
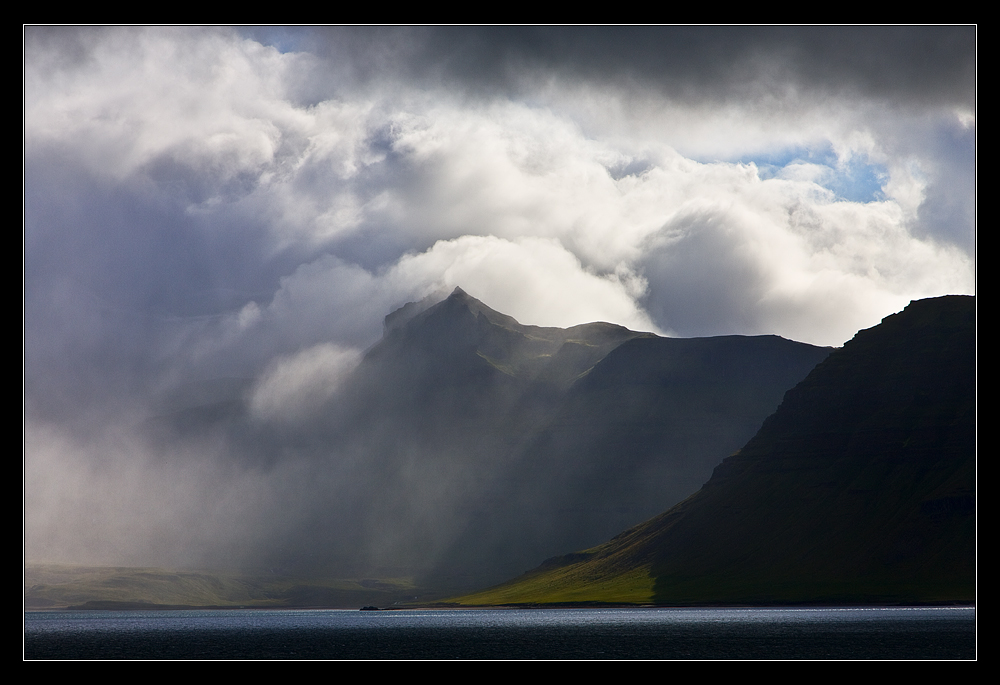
[434,331,832,584]
[458,295,975,604]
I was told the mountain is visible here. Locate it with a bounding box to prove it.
[429,325,834,586]
[152,287,832,591]
[306,288,833,587]
[456,295,975,605]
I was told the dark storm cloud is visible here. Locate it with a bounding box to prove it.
[291,26,975,106]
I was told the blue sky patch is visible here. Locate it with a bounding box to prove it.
[737,144,887,203]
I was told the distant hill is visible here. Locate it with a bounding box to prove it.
[23,563,422,610]
[457,295,975,605]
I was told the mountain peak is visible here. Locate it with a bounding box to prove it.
[440,287,525,332]
[372,287,656,390]
[383,287,501,336]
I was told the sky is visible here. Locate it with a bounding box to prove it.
[24,27,975,568]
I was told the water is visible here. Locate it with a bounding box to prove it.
[24,606,975,659]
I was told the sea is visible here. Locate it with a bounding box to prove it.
[24,606,975,660]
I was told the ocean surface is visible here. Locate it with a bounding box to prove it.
[24,606,975,659]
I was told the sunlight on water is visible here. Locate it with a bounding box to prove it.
[25,607,975,659]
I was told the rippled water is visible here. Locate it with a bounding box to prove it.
[24,606,975,659]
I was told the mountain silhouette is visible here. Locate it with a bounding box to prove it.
[458,295,975,604]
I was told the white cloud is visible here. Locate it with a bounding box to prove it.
[250,343,362,423]
[390,235,659,331]
[225,235,661,369]
[25,30,972,349]
[24,27,975,372]
[24,418,293,567]
[26,30,299,182]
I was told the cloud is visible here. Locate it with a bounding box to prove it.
[300,27,975,107]
[24,418,298,567]
[214,235,658,373]
[250,344,362,423]
[24,27,975,569]
[393,235,658,330]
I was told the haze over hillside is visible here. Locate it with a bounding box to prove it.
[131,288,831,589]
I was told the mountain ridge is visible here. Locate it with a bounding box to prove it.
[454,294,975,604]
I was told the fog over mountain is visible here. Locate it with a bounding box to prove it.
[24,27,974,575]
[40,288,826,588]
